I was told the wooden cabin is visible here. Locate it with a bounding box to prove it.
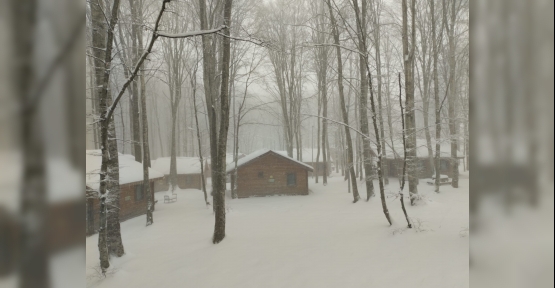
[226,149,313,198]
[151,157,205,191]
[86,150,164,235]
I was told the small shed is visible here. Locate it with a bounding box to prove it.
[226,149,313,198]
[86,150,164,235]
[151,157,204,191]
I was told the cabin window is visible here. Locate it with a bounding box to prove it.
[258,171,264,178]
[287,173,296,186]
[135,184,144,201]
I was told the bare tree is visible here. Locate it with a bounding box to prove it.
[92,0,124,272]
[431,0,442,192]
[443,0,459,188]
[190,53,210,205]
[352,0,376,200]
[326,0,360,202]
[398,73,412,228]
[161,7,190,191]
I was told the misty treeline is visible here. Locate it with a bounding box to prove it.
[86,0,468,273]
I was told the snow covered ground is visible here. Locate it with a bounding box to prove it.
[86,172,469,288]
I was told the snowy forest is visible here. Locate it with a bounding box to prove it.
[85,0,469,286]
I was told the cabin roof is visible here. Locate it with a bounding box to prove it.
[151,157,203,175]
[226,149,314,173]
[86,150,164,191]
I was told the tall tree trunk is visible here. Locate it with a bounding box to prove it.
[352,0,375,200]
[446,0,459,188]
[321,61,329,185]
[213,0,233,244]
[129,0,142,162]
[367,68,392,225]
[192,67,209,205]
[326,0,359,202]
[93,0,124,272]
[402,0,419,204]
[375,28,389,186]
[432,0,442,192]
[398,73,413,228]
[198,0,219,190]
[169,102,178,191]
[154,98,165,157]
[141,68,153,226]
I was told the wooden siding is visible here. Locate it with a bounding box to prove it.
[86,179,158,235]
[235,153,310,198]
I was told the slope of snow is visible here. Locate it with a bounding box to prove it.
[226,149,313,173]
[151,157,203,175]
[86,170,468,288]
[86,150,164,191]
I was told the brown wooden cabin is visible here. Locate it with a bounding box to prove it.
[151,157,205,192]
[86,151,164,235]
[86,179,158,235]
[227,150,313,198]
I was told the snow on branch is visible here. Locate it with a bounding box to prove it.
[103,2,230,123]
[157,25,227,39]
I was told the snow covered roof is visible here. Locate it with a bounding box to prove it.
[226,149,313,173]
[274,148,334,163]
[151,157,203,175]
[383,139,454,158]
[86,150,164,191]
[207,153,245,166]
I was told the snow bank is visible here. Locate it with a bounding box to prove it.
[86,171,469,288]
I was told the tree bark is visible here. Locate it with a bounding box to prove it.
[129,0,142,162]
[141,67,153,226]
[402,0,419,204]
[191,64,210,205]
[352,0,375,200]
[398,73,413,228]
[213,0,233,244]
[445,0,459,188]
[92,0,124,272]
[198,0,220,190]
[432,0,442,192]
